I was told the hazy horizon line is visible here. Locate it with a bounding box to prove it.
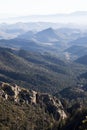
[0,10,87,18]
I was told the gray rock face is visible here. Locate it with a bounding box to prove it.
[36,93,67,120]
[0,82,67,120]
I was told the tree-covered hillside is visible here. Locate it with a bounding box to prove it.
[0,47,87,94]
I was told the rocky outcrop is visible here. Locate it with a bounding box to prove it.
[0,82,67,121]
[36,93,67,120]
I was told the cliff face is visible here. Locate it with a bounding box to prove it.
[0,82,67,121]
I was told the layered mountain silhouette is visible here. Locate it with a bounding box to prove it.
[75,55,87,65]
[65,45,87,58]
[34,28,60,42]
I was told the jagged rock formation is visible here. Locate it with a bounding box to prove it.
[0,82,67,121]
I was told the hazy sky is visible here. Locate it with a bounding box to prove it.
[0,0,87,17]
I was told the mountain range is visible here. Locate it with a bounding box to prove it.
[1,11,87,25]
[0,21,87,130]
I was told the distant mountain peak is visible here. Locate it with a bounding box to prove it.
[38,27,55,33]
[35,27,60,42]
[36,27,56,35]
